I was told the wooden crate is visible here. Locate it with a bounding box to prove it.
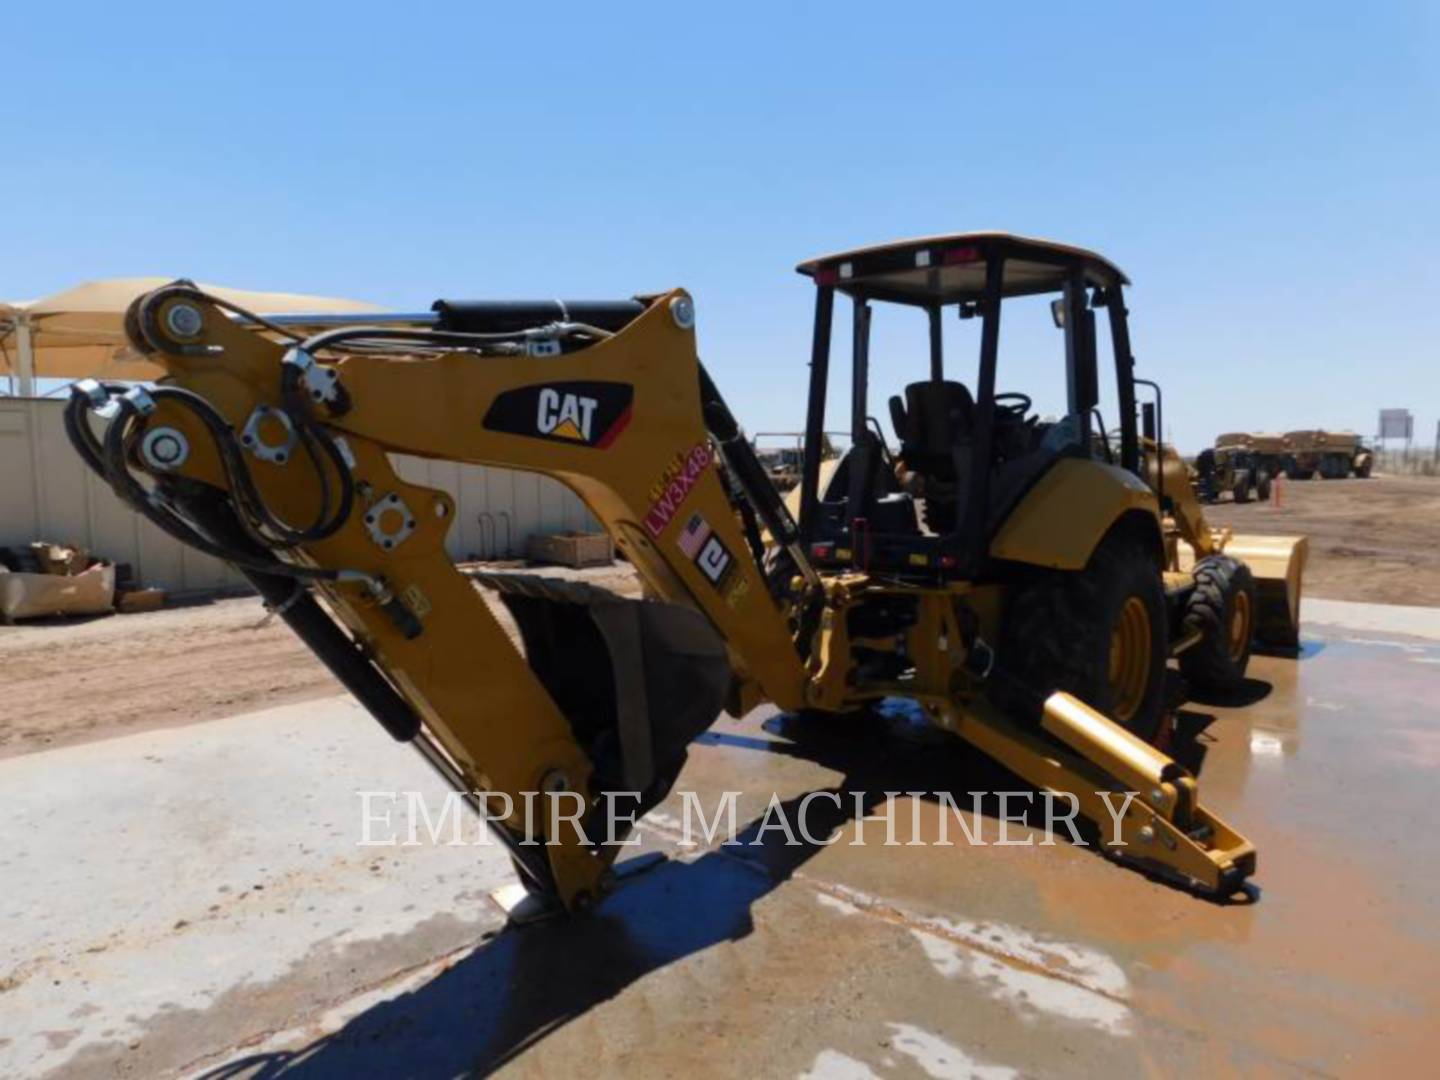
[525,532,614,568]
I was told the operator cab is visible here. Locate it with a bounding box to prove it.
[793,232,1141,579]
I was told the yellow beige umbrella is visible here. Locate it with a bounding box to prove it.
[1,278,381,392]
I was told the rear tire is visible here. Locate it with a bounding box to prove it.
[1232,469,1252,503]
[1256,470,1273,501]
[1179,556,1256,694]
[1000,532,1168,744]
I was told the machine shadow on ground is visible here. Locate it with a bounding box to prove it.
[1184,675,1272,709]
[197,700,1249,1079]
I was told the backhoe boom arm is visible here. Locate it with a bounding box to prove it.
[73,284,806,909]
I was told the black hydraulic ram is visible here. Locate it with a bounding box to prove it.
[249,571,421,742]
[432,299,647,335]
[698,365,820,592]
[248,299,650,335]
[175,493,422,743]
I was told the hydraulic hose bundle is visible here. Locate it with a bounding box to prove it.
[67,283,637,584]
[63,282,646,619]
[65,380,354,584]
[63,290,430,742]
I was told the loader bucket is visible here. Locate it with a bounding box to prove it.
[1179,535,1309,650]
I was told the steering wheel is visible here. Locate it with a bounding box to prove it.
[993,392,1032,419]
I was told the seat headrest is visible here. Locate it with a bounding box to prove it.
[905,380,974,415]
[903,380,974,455]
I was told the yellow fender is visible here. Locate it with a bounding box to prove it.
[990,458,1161,570]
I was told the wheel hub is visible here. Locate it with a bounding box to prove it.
[1108,596,1152,723]
[1228,590,1253,662]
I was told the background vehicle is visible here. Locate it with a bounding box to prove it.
[66,235,1307,912]
[750,431,841,493]
[1285,429,1374,478]
[1194,432,1281,502]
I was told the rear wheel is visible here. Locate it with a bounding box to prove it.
[1000,532,1168,743]
[1256,470,1273,501]
[1179,556,1256,693]
[1231,469,1252,503]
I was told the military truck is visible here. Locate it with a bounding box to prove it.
[1284,430,1373,479]
[1194,432,1278,503]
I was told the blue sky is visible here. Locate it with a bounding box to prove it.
[6,1,1436,451]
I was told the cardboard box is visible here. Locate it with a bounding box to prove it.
[0,563,115,622]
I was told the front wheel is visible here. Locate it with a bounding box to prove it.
[1179,556,1256,694]
[1256,470,1273,501]
[1232,469,1252,503]
[1000,532,1169,744]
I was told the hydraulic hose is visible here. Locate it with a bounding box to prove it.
[295,322,613,359]
[69,385,343,583]
[140,383,353,548]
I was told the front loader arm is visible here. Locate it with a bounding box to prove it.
[71,284,807,911]
[1145,438,1219,558]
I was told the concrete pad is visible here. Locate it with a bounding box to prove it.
[1303,597,1440,641]
[0,700,516,1077]
[4,607,1439,1076]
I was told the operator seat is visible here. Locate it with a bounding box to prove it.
[889,380,976,536]
[889,381,975,481]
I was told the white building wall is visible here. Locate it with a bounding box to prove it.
[388,454,599,561]
[0,399,596,593]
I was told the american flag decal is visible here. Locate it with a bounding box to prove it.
[678,512,712,559]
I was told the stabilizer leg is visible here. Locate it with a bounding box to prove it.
[959,692,1256,897]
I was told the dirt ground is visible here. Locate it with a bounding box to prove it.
[3,476,1435,762]
[1202,473,1440,607]
[0,564,640,762]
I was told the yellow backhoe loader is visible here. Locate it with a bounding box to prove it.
[68,233,1305,914]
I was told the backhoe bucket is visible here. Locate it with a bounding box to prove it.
[471,572,733,804]
[1180,535,1309,649]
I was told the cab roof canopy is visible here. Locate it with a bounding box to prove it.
[795,231,1129,306]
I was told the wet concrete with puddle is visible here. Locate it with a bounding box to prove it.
[5,610,1438,1077]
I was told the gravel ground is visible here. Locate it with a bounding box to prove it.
[1202,473,1440,606]
[0,563,640,761]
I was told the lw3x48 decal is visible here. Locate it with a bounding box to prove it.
[644,442,714,538]
[482,381,633,448]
